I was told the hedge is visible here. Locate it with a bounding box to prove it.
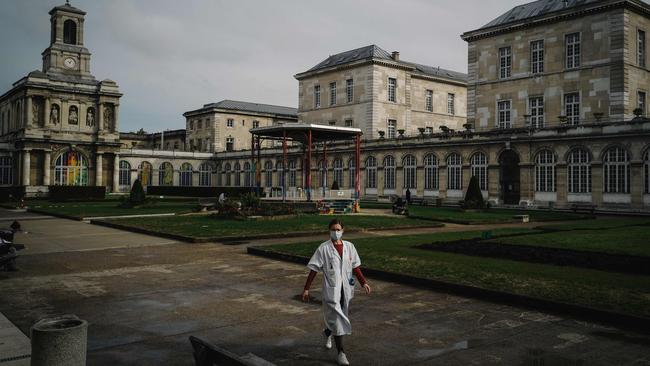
[0,186,25,202]
[146,186,251,198]
[49,186,106,201]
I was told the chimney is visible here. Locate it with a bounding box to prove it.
[391,51,400,61]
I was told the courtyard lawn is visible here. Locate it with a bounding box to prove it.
[491,218,650,256]
[261,229,650,318]
[104,214,439,240]
[408,205,590,224]
[29,199,197,219]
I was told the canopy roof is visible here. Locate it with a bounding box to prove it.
[250,123,362,144]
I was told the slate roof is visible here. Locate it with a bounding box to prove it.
[187,100,298,117]
[301,45,467,83]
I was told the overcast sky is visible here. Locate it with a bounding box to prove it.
[0,0,522,132]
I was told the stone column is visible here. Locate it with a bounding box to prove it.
[555,163,568,208]
[630,162,645,209]
[416,163,425,197]
[591,163,603,206]
[377,167,384,196]
[113,154,120,192]
[25,97,32,128]
[22,150,31,186]
[96,153,103,186]
[438,165,447,199]
[113,104,120,132]
[488,165,499,201]
[43,151,51,186]
[44,98,51,127]
[97,103,104,131]
[462,165,471,192]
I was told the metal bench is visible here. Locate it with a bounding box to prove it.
[512,214,530,223]
[571,203,596,214]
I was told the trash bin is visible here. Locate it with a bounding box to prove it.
[31,315,88,366]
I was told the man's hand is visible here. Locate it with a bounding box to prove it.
[363,283,371,294]
[302,289,310,302]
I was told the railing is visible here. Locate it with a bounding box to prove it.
[263,187,355,200]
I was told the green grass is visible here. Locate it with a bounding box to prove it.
[105,214,438,239]
[408,206,590,224]
[490,218,650,256]
[29,199,197,218]
[262,229,650,318]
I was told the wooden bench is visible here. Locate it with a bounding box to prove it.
[512,214,530,223]
[189,336,274,366]
[570,203,596,214]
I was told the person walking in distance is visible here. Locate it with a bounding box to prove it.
[302,219,371,365]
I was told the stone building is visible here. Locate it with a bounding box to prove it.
[295,45,468,139]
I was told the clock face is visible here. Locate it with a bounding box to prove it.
[63,57,77,70]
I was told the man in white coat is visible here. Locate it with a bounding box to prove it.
[302,219,371,366]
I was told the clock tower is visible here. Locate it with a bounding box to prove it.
[41,1,93,80]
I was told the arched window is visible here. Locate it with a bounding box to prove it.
[224,163,232,186]
[470,152,488,191]
[234,162,242,187]
[568,149,591,193]
[276,160,285,188]
[244,162,252,187]
[645,150,650,194]
[138,161,152,186]
[264,161,273,188]
[365,156,377,189]
[348,158,356,189]
[63,20,77,45]
[216,164,222,186]
[118,161,131,187]
[180,163,193,186]
[158,162,173,186]
[0,156,13,185]
[199,163,213,187]
[288,159,297,187]
[383,155,396,189]
[403,155,416,189]
[318,159,328,189]
[55,151,88,186]
[535,150,556,192]
[333,158,343,188]
[604,147,630,193]
[447,153,462,190]
[424,154,439,190]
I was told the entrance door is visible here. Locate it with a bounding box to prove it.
[499,150,520,205]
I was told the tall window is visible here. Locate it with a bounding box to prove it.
[264,161,273,188]
[447,94,455,115]
[333,158,343,188]
[224,163,232,186]
[63,20,77,45]
[234,162,242,187]
[227,119,233,128]
[288,159,296,187]
[447,153,462,190]
[318,160,327,189]
[403,155,416,189]
[345,119,353,127]
[329,82,337,106]
[199,163,212,187]
[180,163,193,186]
[348,158,356,188]
[568,149,591,193]
[566,33,581,69]
[137,161,152,187]
[244,162,252,187]
[158,162,173,186]
[535,150,556,192]
[226,137,234,152]
[314,85,321,108]
[276,161,285,188]
[470,152,488,191]
[388,78,397,102]
[638,91,647,115]
[118,160,130,187]
[603,147,630,193]
[645,150,650,194]
[252,120,260,128]
[387,119,396,139]
[346,79,354,103]
[499,46,512,79]
[498,100,512,129]
[565,93,580,125]
[531,40,544,74]
[424,154,439,190]
[365,156,377,189]
[197,120,203,129]
[639,30,646,68]
[383,156,396,189]
[216,164,222,186]
[529,97,544,128]
[55,151,89,186]
[425,90,433,112]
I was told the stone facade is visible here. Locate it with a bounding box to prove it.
[295,46,468,139]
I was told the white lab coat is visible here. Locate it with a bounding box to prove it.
[307,240,361,336]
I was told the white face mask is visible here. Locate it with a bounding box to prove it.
[330,230,343,241]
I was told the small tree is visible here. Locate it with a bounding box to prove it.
[463,176,485,209]
[129,179,146,206]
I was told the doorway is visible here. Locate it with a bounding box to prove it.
[499,150,520,205]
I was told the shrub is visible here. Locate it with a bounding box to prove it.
[240,192,261,209]
[129,179,146,206]
[462,176,485,209]
[331,180,340,190]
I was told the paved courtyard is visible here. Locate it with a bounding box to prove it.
[0,209,649,365]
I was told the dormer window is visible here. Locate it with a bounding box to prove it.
[63,20,77,45]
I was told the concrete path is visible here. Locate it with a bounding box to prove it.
[0,313,30,366]
[0,209,649,365]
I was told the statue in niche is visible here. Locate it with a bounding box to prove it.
[68,106,78,125]
[50,104,59,125]
[103,105,113,131]
[32,100,40,125]
[86,107,95,126]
